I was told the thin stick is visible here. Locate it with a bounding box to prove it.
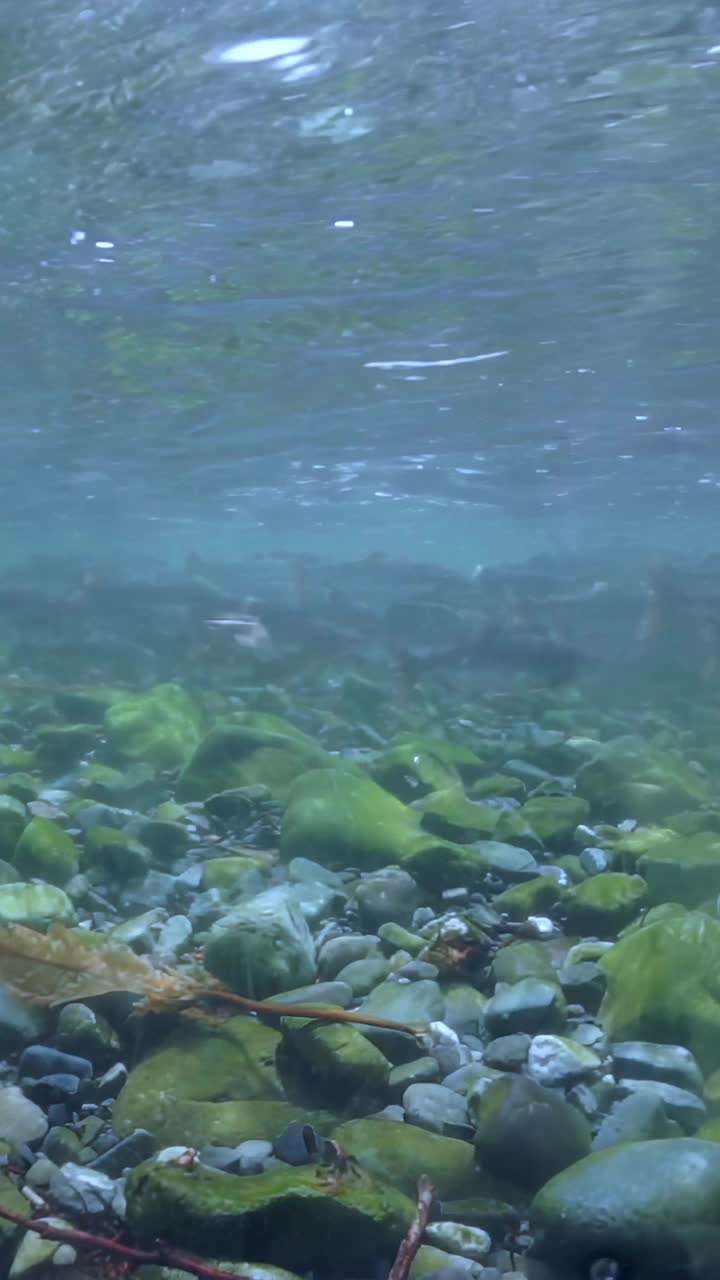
[388,1175,434,1280]
[201,985,422,1034]
[0,1203,247,1280]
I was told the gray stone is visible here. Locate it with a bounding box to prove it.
[20,1045,93,1080]
[205,886,316,998]
[484,979,567,1037]
[352,869,421,929]
[0,981,46,1049]
[0,1086,48,1146]
[483,1035,530,1072]
[611,1040,704,1096]
[616,1078,706,1132]
[317,933,380,979]
[8,1217,76,1278]
[593,1092,682,1150]
[557,961,606,1014]
[424,1222,492,1262]
[526,1035,603,1088]
[89,1129,154,1176]
[442,983,488,1037]
[156,914,193,955]
[388,1057,440,1096]
[56,1003,121,1068]
[336,957,390,997]
[403,1083,471,1139]
[287,857,345,888]
[48,1163,117,1215]
[471,1074,591,1192]
[359,979,445,1026]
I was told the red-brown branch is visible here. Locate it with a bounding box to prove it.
[201,984,423,1034]
[388,1174,434,1280]
[0,1203,247,1280]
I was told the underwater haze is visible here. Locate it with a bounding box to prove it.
[2,4,720,1280]
[4,0,720,565]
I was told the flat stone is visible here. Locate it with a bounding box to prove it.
[403,1083,471,1139]
[388,1057,440,1097]
[484,978,567,1037]
[48,1163,117,1215]
[0,1086,48,1146]
[483,1035,530,1072]
[19,1045,93,1081]
[593,1092,682,1150]
[8,1217,76,1278]
[616,1078,706,1132]
[424,1221,492,1262]
[89,1129,154,1177]
[526,1035,603,1088]
[611,1041,704,1096]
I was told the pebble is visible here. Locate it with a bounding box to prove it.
[526,1034,603,1087]
[403,1083,472,1139]
[425,1222,492,1262]
[19,1046,93,1081]
[273,1121,315,1166]
[317,934,380,980]
[388,1057,441,1096]
[22,1073,87,1107]
[483,1034,530,1072]
[610,1040,704,1096]
[0,1085,48,1146]
[89,1129,154,1176]
[48,1163,117,1216]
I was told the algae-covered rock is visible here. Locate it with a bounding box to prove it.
[528,1138,720,1280]
[13,816,79,886]
[576,743,708,821]
[204,887,316,998]
[484,979,567,1037]
[0,882,73,925]
[564,872,648,937]
[492,875,565,919]
[0,795,27,857]
[599,910,720,1073]
[636,832,720,907]
[279,1017,390,1107]
[492,941,557,986]
[201,855,270,893]
[34,723,100,771]
[412,789,531,844]
[370,741,461,801]
[520,795,590,843]
[178,719,330,803]
[105,684,202,771]
[471,1075,591,1193]
[113,1017,293,1147]
[125,1159,414,1271]
[350,868,421,929]
[281,768,443,874]
[331,1117,492,1199]
[83,826,151,879]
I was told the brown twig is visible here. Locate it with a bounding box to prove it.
[200,984,423,1034]
[388,1174,434,1280]
[0,1203,247,1280]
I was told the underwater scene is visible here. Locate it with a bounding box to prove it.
[3,1,720,1279]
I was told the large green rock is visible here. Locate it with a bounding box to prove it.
[331,1117,499,1200]
[0,796,27,857]
[104,684,202,771]
[371,742,461,800]
[279,1017,390,1108]
[82,826,151,879]
[204,887,316,998]
[411,789,532,844]
[178,718,330,803]
[281,768,469,886]
[564,872,648,937]
[13,817,79,886]
[125,1159,414,1271]
[34,723,100,771]
[0,882,73,925]
[112,1017,323,1149]
[520,795,590,843]
[636,832,720,907]
[599,910,720,1073]
[528,1138,720,1280]
[471,1075,591,1193]
[576,742,708,821]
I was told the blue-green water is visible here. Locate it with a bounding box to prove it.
[3,0,720,567]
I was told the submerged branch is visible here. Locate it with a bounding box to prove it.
[0,1203,248,1280]
[388,1175,435,1280]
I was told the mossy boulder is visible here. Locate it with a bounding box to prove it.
[112,1016,322,1149]
[576,743,708,821]
[0,775,38,805]
[0,796,27,857]
[13,817,79,886]
[281,768,475,889]
[492,875,565,918]
[104,684,202,771]
[528,1138,720,1280]
[635,832,720,907]
[370,737,482,801]
[492,941,558,986]
[564,872,648,937]
[599,910,720,1073]
[331,1117,501,1200]
[204,887,316,998]
[177,719,330,803]
[279,1017,390,1108]
[412,789,533,845]
[201,855,271,892]
[82,826,151,879]
[484,978,567,1037]
[471,1075,591,1193]
[126,1159,414,1272]
[520,795,590,844]
[0,882,73,925]
[33,723,100,771]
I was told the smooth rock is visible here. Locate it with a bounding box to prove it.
[611,1041,704,1096]
[403,1083,471,1139]
[526,1035,602,1088]
[48,1163,117,1215]
[484,979,567,1037]
[0,1086,48,1146]
[424,1222,492,1263]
